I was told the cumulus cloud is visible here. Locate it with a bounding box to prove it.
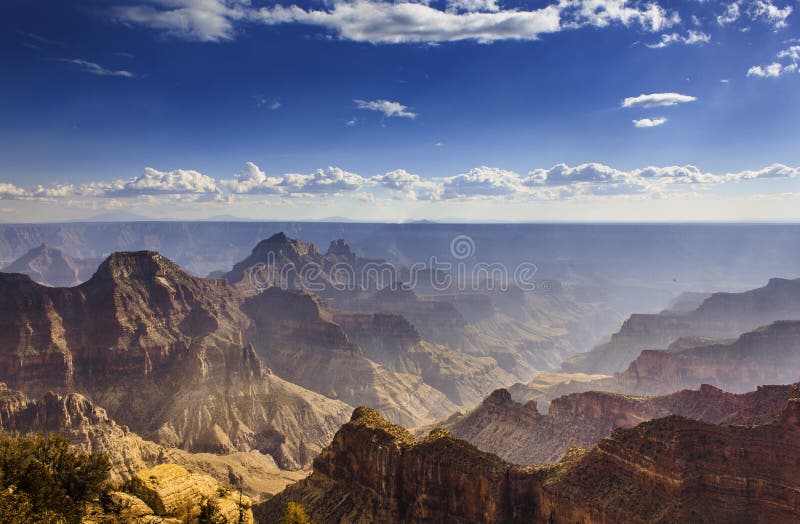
[0,183,27,200]
[747,62,798,77]
[646,30,710,48]
[441,167,526,199]
[354,99,417,119]
[111,0,249,42]
[527,162,800,193]
[99,167,221,197]
[372,170,442,200]
[57,58,137,78]
[633,117,668,127]
[222,162,368,195]
[622,92,697,108]
[10,163,800,206]
[748,45,800,78]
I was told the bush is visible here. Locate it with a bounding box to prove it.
[0,433,110,523]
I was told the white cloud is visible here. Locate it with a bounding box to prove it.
[778,46,800,61]
[354,99,417,119]
[447,0,501,13]
[441,167,526,198]
[373,169,442,200]
[748,44,800,78]
[747,62,796,77]
[717,0,792,29]
[111,0,248,42]
[57,58,136,78]
[747,0,792,29]
[222,162,368,195]
[646,30,710,48]
[622,92,697,108]
[255,1,563,44]
[717,2,741,25]
[99,167,221,197]
[559,0,679,32]
[10,163,800,207]
[633,117,668,127]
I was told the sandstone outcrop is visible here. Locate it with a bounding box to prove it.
[130,464,253,523]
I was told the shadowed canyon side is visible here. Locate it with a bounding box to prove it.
[258,399,800,523]
[0,251,351,469]
[565,277,800,374]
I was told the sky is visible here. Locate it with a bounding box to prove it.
[0,0,799,222]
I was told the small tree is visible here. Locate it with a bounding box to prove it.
[280,501,314,524]
[0,432,110,523]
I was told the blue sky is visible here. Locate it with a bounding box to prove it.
[0,0,799,222]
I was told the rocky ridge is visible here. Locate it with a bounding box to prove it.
[564,277,800,374]
[437,383,796,465]
[259,398,800,523]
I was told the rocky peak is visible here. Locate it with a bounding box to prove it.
[326,238,354,258]
[482,388,514,407]
[252,232,321,259]
[89,250,186,284]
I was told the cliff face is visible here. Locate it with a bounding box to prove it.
[441,383,795,466]
[242,288,456,427]
[0,252,351,469]
[260,400,800,523]
[565,277,800,374]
